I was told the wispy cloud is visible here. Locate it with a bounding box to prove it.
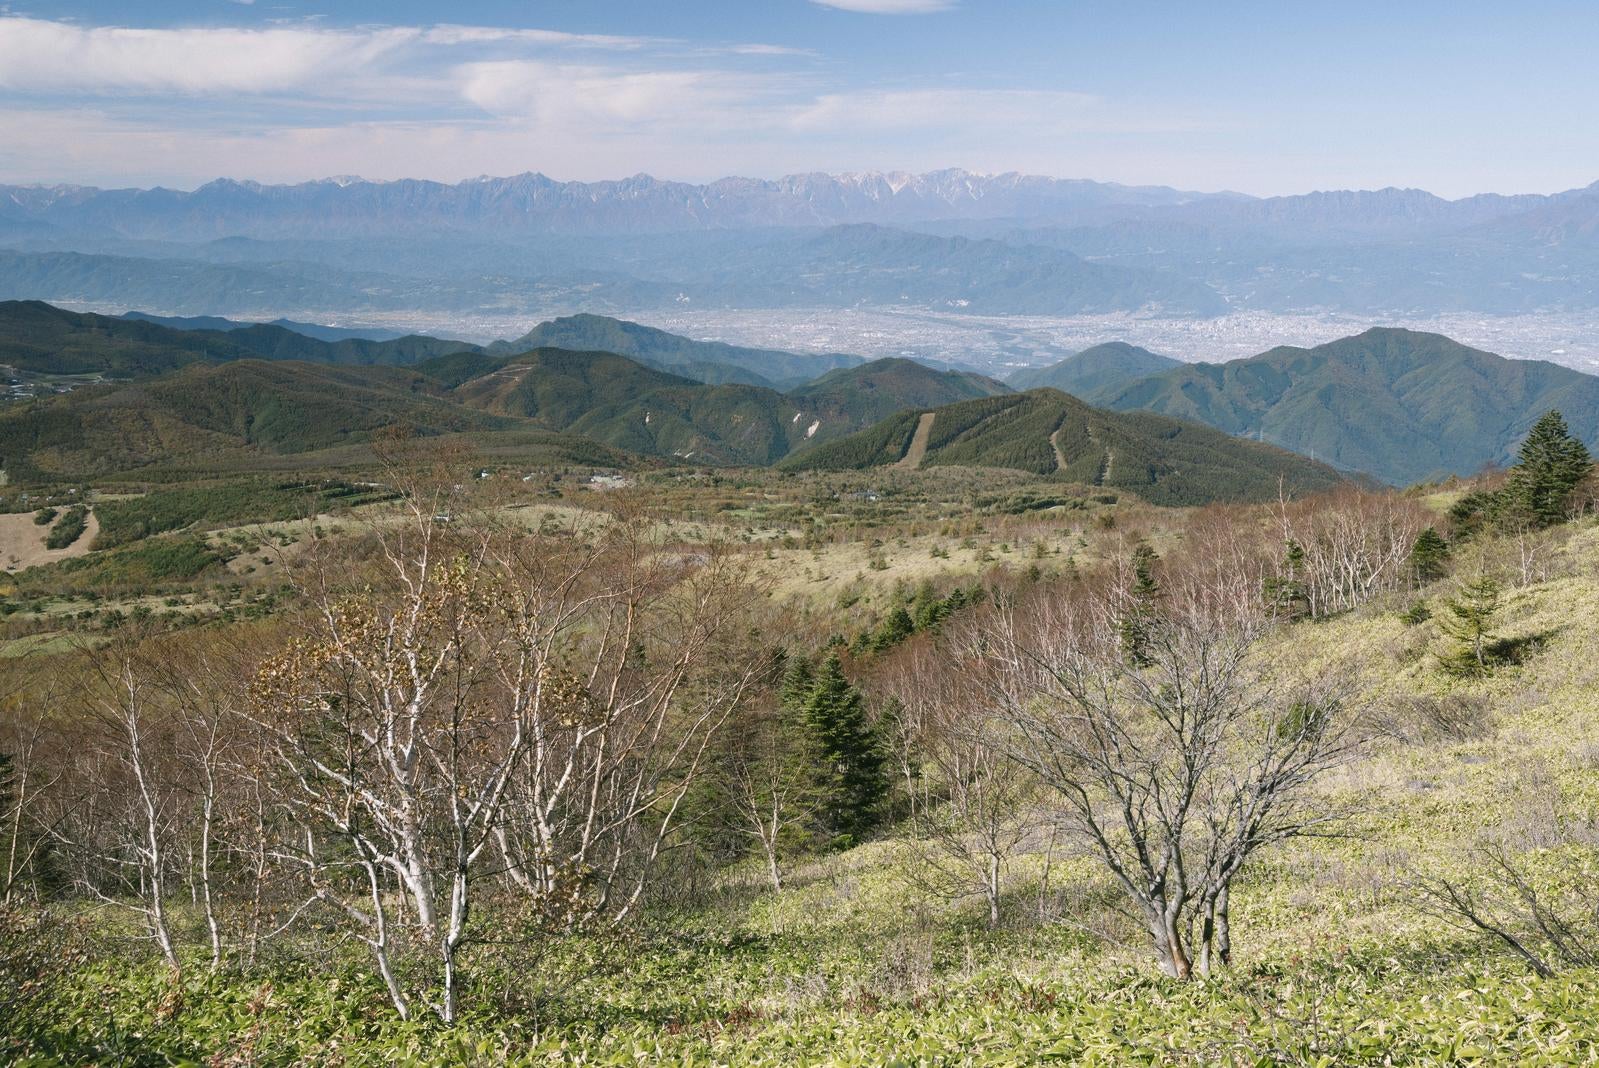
[809,0,956,13]
[0,14,1214,188]
[0,17,417,94]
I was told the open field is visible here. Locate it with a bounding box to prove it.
[0,505,97,571]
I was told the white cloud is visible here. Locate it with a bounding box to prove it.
[809,0,956,13]
[458,60,760,127]
[0,14,1227,190]
[419,25,655,50]
[0,17,417,94]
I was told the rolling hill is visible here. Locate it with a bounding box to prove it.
[0,300,260,377]
[1007,342,1183,396]
[1096,328,1599,485]
[0,300,476,379]
[782,389,1346,505]
[490,314,863,390]
[120,311,410,343]
[0,360,524,480]
[789,358,1010,416]
[449,351,1009,466]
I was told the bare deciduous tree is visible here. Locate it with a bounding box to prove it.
[248,472,765,1021]
[884,640,1033,927]
[966,584,1357,978]
[1412,820,1599,978]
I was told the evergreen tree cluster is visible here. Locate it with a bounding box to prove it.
[1451,410,1594,534]
[847,581,984,656]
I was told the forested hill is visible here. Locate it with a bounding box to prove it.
[1097,327,1599,485]
[782,388,1347,505]
[0,300,475,377]
[447,351,1016,466]
[1008,341,1182,396]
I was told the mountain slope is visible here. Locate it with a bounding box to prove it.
[1098,328,1599,485]
[783,389,1346,505]
[0,360,521,480]
[1008,342,1183,396]
[452,348,804,464]
[0,300,259,377]
[0,300,479,379]
[121,310,409,343]
[492,314,861,389]
[449,350,1014,466]
[789,358,1011,419]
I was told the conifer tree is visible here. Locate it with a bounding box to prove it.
[871,606,915,651]
[802,654,888,848]
[780,655,815,712]
[1438,574,1501,677]
[1120,542,1162,665]
[1408,528,1451,585]
[1504,410,1594,528]
[1263,539,1310,620]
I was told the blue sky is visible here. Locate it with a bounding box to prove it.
[1,1,1594,196]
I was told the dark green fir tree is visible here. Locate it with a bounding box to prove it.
[1504,410,1593,529]
[801,654,888,849]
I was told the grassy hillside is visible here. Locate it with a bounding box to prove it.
[15,499,1599,1065]
[1007,340,1182,395]
[495,313,862,389]
[1100,327,1599,484]
[785,387,1348,504]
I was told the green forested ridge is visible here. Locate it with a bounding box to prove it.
[790,357,1010,413]
[450,350,1018,467]
[0,300,477,378]
[0,359,516,480]
[10,306,1565,506]
[0,299,260,377]
[1097,327,1599,485]
[785,387,1347,504]
[1006,341,1182,395]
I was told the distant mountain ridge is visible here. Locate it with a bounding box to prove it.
[492,313,864,389]
[3,171,1590,244]
[5,170,1599,318]
[0,169,1225,240]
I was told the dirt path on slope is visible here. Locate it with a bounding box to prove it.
[1050,427,1069,472]
[1055,422,1114,484]
[895,412,937,469]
